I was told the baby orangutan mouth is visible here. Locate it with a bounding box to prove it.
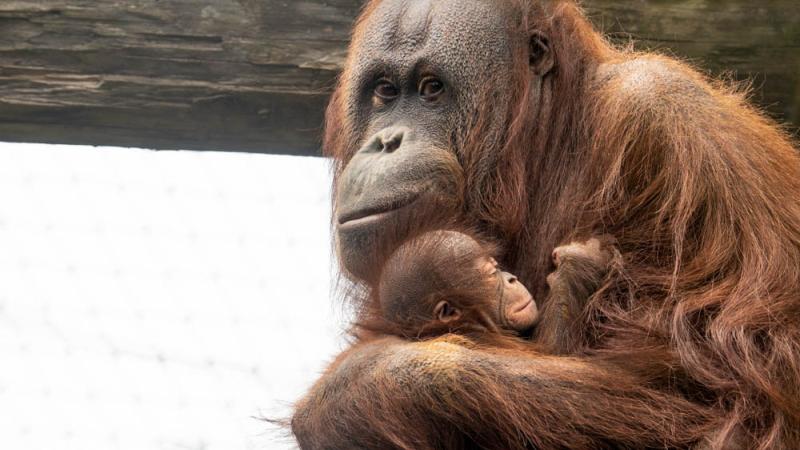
[505,294,537,332]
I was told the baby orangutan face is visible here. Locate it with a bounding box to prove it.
[378,230,539,336]
[434,256,538,333]
[485,257,538,332]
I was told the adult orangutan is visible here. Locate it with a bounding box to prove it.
[292,0,800,448]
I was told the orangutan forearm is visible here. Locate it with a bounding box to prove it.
[292,336,712,450]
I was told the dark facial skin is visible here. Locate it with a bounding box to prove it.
[486,258,539,332]
[335,0,519,279]
[436,256,539,333]
[501,273,539,331]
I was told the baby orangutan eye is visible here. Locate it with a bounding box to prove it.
[480,257,500,277]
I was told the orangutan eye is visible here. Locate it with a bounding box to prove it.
[374,80,399,101]
[419,77,444,101]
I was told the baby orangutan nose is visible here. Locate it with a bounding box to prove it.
[500,271,539,332]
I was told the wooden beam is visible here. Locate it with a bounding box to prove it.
[0,1,798,156]
[0,0,358,155]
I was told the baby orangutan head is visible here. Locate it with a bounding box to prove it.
[376,230,538,337]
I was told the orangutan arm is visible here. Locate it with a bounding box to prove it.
[292,335,712,450]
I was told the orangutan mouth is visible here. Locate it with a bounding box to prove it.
[338,195,420,228]
[513,298,534,314]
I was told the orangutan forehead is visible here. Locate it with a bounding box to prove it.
[350,0,515,84]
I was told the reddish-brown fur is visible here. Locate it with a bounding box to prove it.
[297,1,800,449]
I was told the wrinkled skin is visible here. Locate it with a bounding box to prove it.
[479,255,540,333]
[334,0,519,280]
[494,267,539,332]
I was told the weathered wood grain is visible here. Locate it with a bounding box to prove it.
[0,0,358,155]
[0,0,797,155]
[585,0,800,129]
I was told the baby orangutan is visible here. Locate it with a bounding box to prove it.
[374,230,618,350]
[376,230,538,337]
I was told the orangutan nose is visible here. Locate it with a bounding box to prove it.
[503,272,518,284]
[378,128,405,153]
[368,127,407,153]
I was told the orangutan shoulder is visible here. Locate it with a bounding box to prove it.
[595,55,716,112]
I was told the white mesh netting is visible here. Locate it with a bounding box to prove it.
[0,143,346,450]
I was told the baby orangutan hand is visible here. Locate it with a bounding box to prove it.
[539,236,621,354]
[548,236,620,292]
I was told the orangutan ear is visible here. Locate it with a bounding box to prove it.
[529,31,555,76]
[434,301,462,323]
